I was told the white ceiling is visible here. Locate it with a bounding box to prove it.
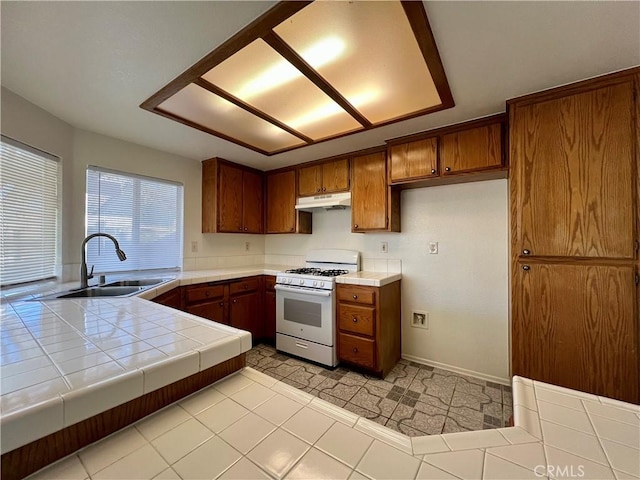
[2,1,639,171]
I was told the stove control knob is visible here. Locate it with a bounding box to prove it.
[320,281,325,287]
[313,281,318,286]
[299,279,304,285]
[287,278,293,284]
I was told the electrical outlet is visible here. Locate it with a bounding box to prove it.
[190,241,198,253]
[245,242,250,252]
[380,242,388,254]
[411,310,429,329]
[428,242,438,254]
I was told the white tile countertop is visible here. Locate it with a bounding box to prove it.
[25,368,640,480]
[335,271,402,287]
[0,264,404,456]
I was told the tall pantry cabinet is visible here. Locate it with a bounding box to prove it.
[509,68,640,403]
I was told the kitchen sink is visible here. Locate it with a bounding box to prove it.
[56,286,142,298]
[103,278,167,287]
[32,276,175,301]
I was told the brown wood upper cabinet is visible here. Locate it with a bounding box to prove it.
[298,158,349,196]
[202,158,263,234]
[265,169,312,234]
[351,151,400,233]
[389,138,438,182]
[440,122,502,174]
[509,68,639,403]
[387,114,505,186]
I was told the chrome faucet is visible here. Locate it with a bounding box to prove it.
[80,233,127,288]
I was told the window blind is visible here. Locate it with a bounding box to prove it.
[1,136,59,286]
[86,167,183,273]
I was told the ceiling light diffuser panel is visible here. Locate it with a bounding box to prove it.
[142,1,453,156]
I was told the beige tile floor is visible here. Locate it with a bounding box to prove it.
[27,368,430,480]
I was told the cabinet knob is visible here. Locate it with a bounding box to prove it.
[352,317,358,323]
[354,224,358,229]
[352,347,358,353]
[244,227,248,231]
[219,302,224,306]
[205,291,210,297]
[523,249,530,255]
[431,169,436,174]
[522,265,530,271]
[322,187,326,192]
[243,284,248,289]
[445,166,451,172]
[317,188,321,192]
[353,294,358,299]
[290,227,294,232]
[233,299,237,303]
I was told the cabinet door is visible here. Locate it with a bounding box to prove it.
[389,138,438,182]
[230,291,263,341]
[512,82,635,258]
[242,170,263,233]
[351,152,387,231]
[266,170,296,233]
[217,163,243,232]
[440,123,502,174]
[152,287,182,309]
[322,159,349,193]
[512,263,637,403]
[298,165,322,196]
[187,301,228,325]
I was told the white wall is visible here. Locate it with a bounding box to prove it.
[1,88,265,280]
[265,180,510,382]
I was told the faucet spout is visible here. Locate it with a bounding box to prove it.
[80,233,127,289]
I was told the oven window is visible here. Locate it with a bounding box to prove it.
[283,298,322,328]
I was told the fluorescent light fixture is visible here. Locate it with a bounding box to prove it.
[142,1,453,156]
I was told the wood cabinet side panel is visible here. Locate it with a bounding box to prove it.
[201,160,218,233]
[377,281,402,377]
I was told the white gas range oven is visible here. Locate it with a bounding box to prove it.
[275,249,360,367]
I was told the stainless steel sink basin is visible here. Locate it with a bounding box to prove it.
[103,279,166,287]
[56,286,142,298]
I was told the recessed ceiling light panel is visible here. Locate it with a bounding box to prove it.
[141,1,453,156]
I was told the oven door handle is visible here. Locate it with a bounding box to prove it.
[275,284,332,297]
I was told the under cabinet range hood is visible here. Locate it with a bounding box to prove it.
[295,192,351,210]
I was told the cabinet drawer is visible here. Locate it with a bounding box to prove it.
[338,304,375,336]
[339,333,375,369]
[230,277,260,295]
[186,284,225,304]
[337,285,375,305]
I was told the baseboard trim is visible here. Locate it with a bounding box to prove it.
[401,353,511,386]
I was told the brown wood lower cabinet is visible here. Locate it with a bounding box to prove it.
[157,276,272,344]
[336,281,401,377]
[513,263,638,403]
[264,275,276,343]
[229,277,263,340]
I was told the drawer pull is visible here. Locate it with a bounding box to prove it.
[352,318,358,323]
[353,295,358,299]
[352,347,358,353]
